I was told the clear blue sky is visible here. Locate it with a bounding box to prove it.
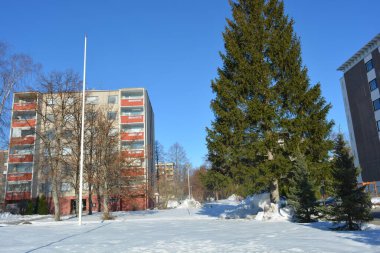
[1,1,379,167]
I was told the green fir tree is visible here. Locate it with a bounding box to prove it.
[288,153,317,222]
[38,195,49,215]
[206,0,333,201]
[330,134,372,230]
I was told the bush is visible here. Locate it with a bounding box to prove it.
[25,200,35,215]
[38,195,49,215]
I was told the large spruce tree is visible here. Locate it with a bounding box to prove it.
[330,134,372,230]
[206,0,333,201]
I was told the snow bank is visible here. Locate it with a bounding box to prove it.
[371,197,380,205]
[167,200,180,208]
[227,194,242,202]
[220,193,291,221]
[177,198,202,209]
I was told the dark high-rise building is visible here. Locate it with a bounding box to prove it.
[338,33,380,182]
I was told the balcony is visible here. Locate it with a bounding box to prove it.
[12,119,36,128]
[121,115,144,124]
[8,154,33,163]
[10,136,35,146]
[5,192,31,201]
[121,168,145,177]
[121,132,144,141]
[121,150,144,158]
[121,98,143,107]
[7,173,32,182]
[13,102,37,111]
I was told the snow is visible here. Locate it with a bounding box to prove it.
[219,193,291,221]
[371,197,380,205]
[176,198,202,209]
[166,200,179,208]
[0,197,379,252]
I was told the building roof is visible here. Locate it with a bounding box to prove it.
[337,33,380,72]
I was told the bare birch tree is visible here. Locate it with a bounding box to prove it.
[0,42,40,148]
[33,70,81,221]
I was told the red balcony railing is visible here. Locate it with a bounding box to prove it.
[7,173,33,182]
[5,192,31,201]
[121,98,143,107]
[121,168,145,177]
[121,115,144,124]
[12,119,36,128]
[121,150,144,158]
[121,132,144,141]
[10,136,35,146]
[13,103,37,111]
[8,154,34,163]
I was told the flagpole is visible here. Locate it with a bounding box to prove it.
[79,34,87,225]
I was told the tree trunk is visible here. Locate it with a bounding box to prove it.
[88,183,93,215]
[75,191,79,216]
[103,182,109,218]
[270,179,280,203]
[215,191,219,201]
[52,179,61,221]
[96,186,101,212]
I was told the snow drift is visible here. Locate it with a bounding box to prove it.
[220,193,292,221]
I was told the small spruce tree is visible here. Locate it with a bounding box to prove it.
[25,200,35,215]
[38,195,49,215]
[288,153,317,222]
[331,134,372,230]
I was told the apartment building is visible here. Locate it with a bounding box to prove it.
[5,88,154,214]
[156,162,175,182]
[338,33,380,183]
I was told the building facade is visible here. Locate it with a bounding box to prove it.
[338,33,380,182]
[0,150,8,209]
[5,88,154,214]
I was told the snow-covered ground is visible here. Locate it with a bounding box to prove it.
[0,197,379,253]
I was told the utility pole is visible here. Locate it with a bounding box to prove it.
[78,34,87,225]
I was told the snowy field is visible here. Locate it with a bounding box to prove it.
[0,197,379,253]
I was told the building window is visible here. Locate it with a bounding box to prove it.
[107,111,117,121]
[373,98,380,111]
[108,95,118,104]
[377,120,380,132]
[86,96,99,104]
[46,114,55,122]
[62,147,72,156]
[366,59,374,72]
[369,79,378,91]
[61,182,71,192]
[47,98,55,106]
[64,114,75,122]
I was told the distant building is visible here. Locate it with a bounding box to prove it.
[156,162,175,181]
[5,88,154,214]
[338,33,380,182]
[0,150,8,209]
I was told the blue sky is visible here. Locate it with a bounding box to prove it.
[1,1,379,167]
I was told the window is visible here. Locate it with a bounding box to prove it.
[62,147,72,156]
[61,182,71,192]
[373,98,380,111]
[47,98,55,106]
[63,130,73,138]
[377,120,380,132]
[21,128,35,137]
[107,111,117,120]
[85,112,97,121]
[369,79,378,91]
[46,130,55,140]
[366,59,374,72]
[86,96,99,104]
[109,128,118,136]
[108,95,118,104]
[64,114,75,122]
[46,114,55,122]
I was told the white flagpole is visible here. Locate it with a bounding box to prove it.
[79,34,87,225]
